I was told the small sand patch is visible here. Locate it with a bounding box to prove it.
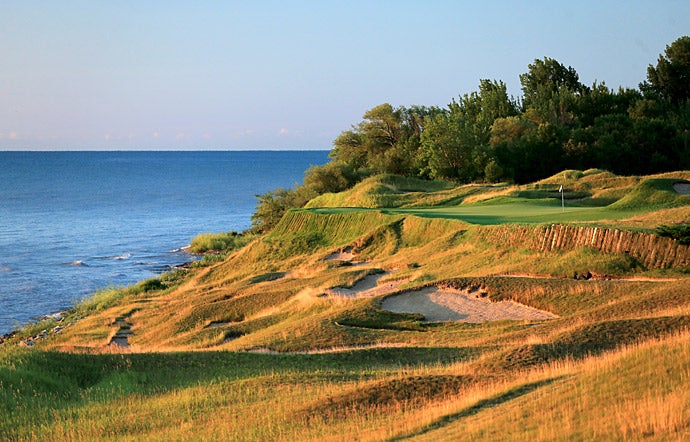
[326,271,408,298]
[325,246,368,266]
[673,183,690,195]
[326,250,355,261]
[381,287,557,323]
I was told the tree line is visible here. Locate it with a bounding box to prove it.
[251,36,690,233]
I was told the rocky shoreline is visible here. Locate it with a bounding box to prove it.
[0,311,72,347]
[0,258,196,348]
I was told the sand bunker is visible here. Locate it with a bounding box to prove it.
[673,183,690,195]
[381,287,557,323]
[325,246,368,266]
[326,272,406,298]
[325,249,356,261]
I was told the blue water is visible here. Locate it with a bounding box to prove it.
[0,150,329,335]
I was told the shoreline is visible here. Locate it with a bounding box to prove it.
[0,252,198,345]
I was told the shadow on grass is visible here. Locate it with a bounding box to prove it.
[388,377,561,441]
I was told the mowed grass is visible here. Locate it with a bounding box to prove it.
[307,169,690,226]
[387,202,627,225]
[310,201,639,225]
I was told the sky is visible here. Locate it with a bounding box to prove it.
[1,1,688,151]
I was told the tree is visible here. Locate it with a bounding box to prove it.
[519,57,587,127]
[476,79,519,125]
[420,112,471,180]
[251,188,298,233]
[520,57,586,108]
[302,161,358,195]
[420,80,518,182]
[330,103,441,177]
[251,186,315,233]
[330,130,366,170]
[646,36,690,106]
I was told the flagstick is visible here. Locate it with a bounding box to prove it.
[559,184,564,212]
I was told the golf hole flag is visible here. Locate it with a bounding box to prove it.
[559,185,564,211]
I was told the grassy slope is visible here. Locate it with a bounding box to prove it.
[2,170,690,441]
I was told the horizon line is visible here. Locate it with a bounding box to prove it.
[0,147,332,152]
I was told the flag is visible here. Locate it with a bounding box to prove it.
[559,185,563,192]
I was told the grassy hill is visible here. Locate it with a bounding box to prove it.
[2,170,690,441]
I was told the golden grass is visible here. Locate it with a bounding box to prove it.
[6,170,689,441]
[400,331,690,441]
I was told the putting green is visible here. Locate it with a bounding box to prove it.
[307,202,637,225]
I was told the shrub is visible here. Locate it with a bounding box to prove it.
[133,278,166,293]
[485,160,504,183]
[189,231,254,253]
[656,223,690,244]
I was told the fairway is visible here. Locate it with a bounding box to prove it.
[390,204,615,225]
[308,203,636,225]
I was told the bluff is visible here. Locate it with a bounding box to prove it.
[475,224,690,269]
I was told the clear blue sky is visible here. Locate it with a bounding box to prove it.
[1,1,688,150]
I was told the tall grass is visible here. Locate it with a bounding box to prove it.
[3,169,689,440]
[189,231,255,253]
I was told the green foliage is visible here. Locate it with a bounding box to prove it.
[420,80,517,182]
[190,253,229,267]
[73,286,129,318]
[302,161,359,195]
[132,278,166,293]
[656,223,690,244]
[520,57,586,110]
[484,159,504,183]
[329,103,443,177]
[645,35,690,105]
[251,187,310,233]
[189,231,254,254]
[130,270,189,294]
[250,35,690,230]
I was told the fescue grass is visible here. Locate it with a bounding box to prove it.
[189,230,255,253]
[2,169,689,440]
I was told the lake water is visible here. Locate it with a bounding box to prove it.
[0,150,329,335]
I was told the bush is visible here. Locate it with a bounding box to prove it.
[251,188,311,233]
[656,224,690,245]
[133,278,166,293]
[484,160,504,183]
[189,231,254,254]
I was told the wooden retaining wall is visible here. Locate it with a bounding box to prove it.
[475,224,690,269]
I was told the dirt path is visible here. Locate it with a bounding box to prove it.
[381,287,558,323]
[109,314,134,348]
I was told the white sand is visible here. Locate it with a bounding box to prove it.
[326,272,407,298]
[381,287,558,323]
